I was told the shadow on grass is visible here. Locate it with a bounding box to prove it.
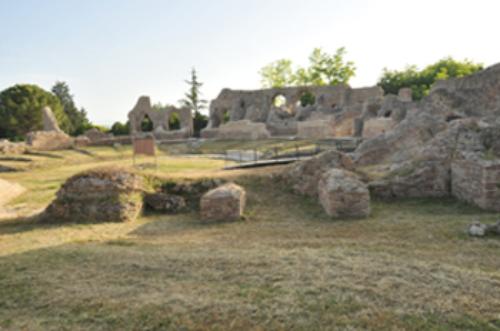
[25,151,63,159]
[0,214,47,235]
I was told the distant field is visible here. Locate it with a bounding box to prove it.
[1,144,499,330]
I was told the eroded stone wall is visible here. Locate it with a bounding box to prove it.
[128,96,193,139]
[202,85,384,139]
[452,159,500,212]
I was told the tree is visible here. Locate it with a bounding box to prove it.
[260,59,296,88]
[259,47,356,88]
[0,84,69,140]
[378,57,484,100]
[110,121,130,135]
[304,47,356,86]
[51,81,91,135]
[179,68,208,137]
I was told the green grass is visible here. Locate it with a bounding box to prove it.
[1,146,500,330]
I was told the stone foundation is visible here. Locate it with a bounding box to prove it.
[452,159,500,212]
[26,131,74,151]
[202,120,271,140]
[362,118,396,139]
[297,120,335,139]
[43,168,144,223]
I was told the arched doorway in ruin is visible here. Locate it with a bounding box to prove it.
[296,91,316,108]
[140,114,154,132]
[168,112,181,130]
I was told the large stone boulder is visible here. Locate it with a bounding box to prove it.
[282,150,354,197]
[200,183,246,222]
[318,169,371,218]
[26,131,73,151]
[43,168,143,223]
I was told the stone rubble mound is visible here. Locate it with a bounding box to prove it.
[43,168,143,223]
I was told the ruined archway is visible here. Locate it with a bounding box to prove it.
[168,112,181,130]
[297,91,316,107]
[141,114,154,132]
[222,110,230,124]
[273,94,287,108]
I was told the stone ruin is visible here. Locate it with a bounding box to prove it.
[43,168,144,223]
[280,62,500,215]
[128,96,193,140]
[200,183,246,222]
[200,84,415,140]
[26,106,74,151]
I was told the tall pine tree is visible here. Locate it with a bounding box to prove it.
[179,68,208,137]
[51,81,91,135]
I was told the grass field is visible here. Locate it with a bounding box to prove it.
[1,145,500,330]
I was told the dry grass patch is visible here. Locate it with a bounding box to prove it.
[1,174,499,330]
[0,146,499,330]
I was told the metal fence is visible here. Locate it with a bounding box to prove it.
[223,138,363,166]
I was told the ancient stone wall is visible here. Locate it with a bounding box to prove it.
[203,85,384,139]
[26,131,73,151]
[452,159,500,212]
[128,96,193,139]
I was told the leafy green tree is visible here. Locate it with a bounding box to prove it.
[0,84,69,140]
[306,47,356,86]
[260,59,296,88]
[378,57,484,100]
[110,121,130,135]
[168,112,181,130]
[259,47,356,88]
[51,81,91,136]
[179,68,208,137]
[141,115,154,132]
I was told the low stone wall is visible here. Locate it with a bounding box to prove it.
[154,128,191,140]
[0,140,27,154]
[88,136,132,146]
[452,159,500,212]
[26,131,74,151]
[201,120,271,140]
[362,118,396,139]
[297,120,335,139]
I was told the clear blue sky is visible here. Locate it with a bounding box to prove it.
[1,0,499,125]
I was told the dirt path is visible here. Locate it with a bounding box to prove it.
[0,178,25,219]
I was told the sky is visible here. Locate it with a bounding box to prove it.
[1,0,499,125]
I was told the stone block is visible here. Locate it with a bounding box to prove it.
[318,169,371,218]
[200,183,246,222]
